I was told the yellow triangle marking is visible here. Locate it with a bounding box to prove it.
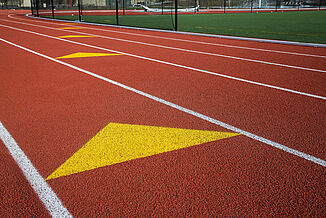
[57,35,96,38]
[56,52,123,59]
[46,123,240,180]
[58,27,85,30]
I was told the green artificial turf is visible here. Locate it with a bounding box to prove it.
[179,11,326,44]
[46,10,326,44]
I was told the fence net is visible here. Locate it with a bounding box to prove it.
[31,0,326,33]
[1,0,28,8]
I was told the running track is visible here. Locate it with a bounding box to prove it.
[1,10,325,217]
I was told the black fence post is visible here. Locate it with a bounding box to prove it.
[115,0,119,25]
[51,0,54,19]
[123,0,125,15]
[77,0,82,21]
[30,0,34,15]
[80,0,83,16]
[36,0,39,17]
[175,0,178,31]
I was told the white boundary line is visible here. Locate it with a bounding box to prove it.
[2,18,326,74]
[8,14,326,59]
[64,26,326,59]
[0,23,325,101]
[23,12,326,48]
[1,38,325,168]
[0,121,72,217]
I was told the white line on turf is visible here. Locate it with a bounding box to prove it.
[1,37,325,168]
[8,13,326,58]
[2,18,326,74]
[0,23,325,101]
[0,121,72,217]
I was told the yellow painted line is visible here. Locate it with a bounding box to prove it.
[58,27,85,30]
[56,52,123,59]
[296,33,319,37]
[273,32,289,35]
[46,123,240,180]
[57,35,97,38]
[60,23,80,25]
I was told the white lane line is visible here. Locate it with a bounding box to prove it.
[8,14,326,59]
[2,18,326,74]
[0,121,72,217]
[0,24,325,101]
[82,28,326,59]
[1,38,326,168]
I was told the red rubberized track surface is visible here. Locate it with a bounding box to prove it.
[1,10,325,216]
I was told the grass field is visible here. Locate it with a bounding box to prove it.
[48,10,326,43]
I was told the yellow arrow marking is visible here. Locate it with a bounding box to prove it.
[58,27,85,30]
[56,52,123,59]
[57,35,96,38]
[46,123,240,180]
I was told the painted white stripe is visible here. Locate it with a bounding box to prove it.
[76,27,326,59]
[0,121,72,217]
[1,38,325,168]
[3,17,326,73]
[0,24,325,101]
[57,30,326,73]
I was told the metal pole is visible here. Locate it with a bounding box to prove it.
[30,0,34,15]
[175,0,178,31]
[77,0,81,21]
[123,0,125,15]
[115,0,119,25]
[80,0,83,16]
[36,0,39,16]
[51,0,54,19]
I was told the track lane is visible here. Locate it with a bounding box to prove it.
[1,25,325,160]
[1,33,326,217]
[0,20,325,98]
[56,24,326,70]
[2,11,326,216]
[4,15,326,72]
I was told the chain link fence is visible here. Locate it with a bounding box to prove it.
[30,0,326,31]
[1,0,31,8]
